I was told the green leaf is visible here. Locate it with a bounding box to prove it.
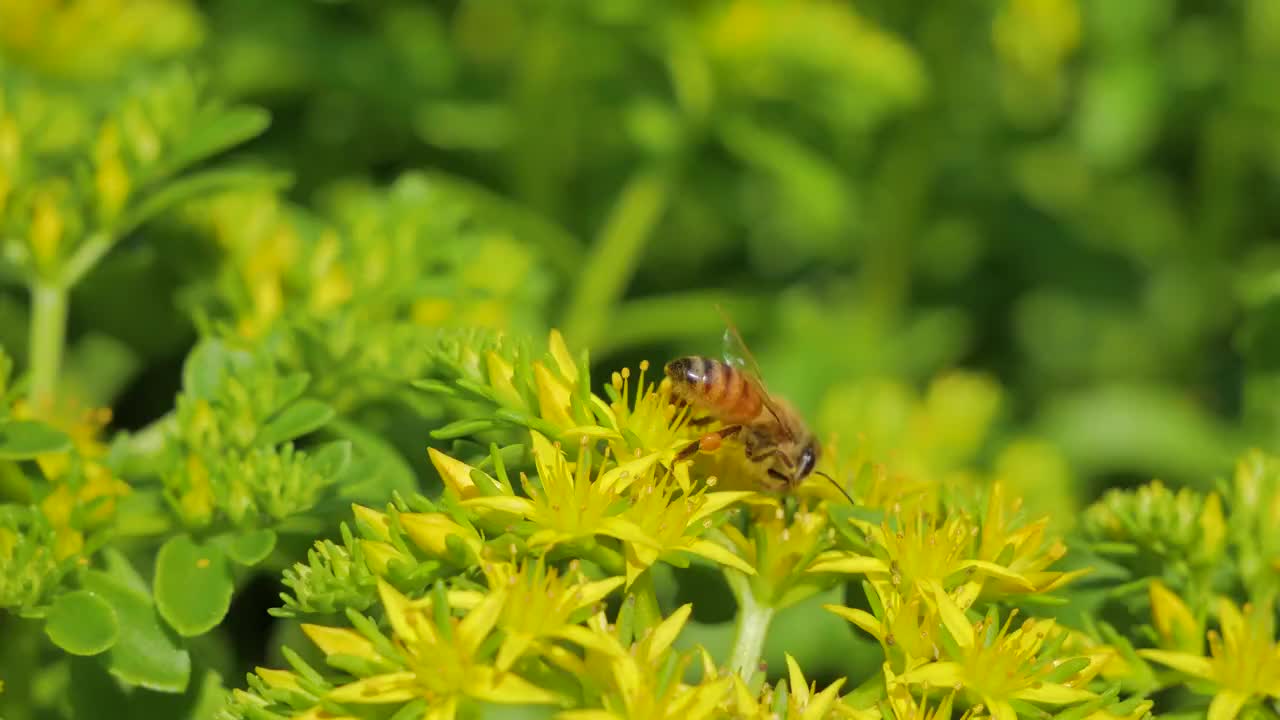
[215,529,278,566]
[274,372,313,411]
[308,440,353,478]
[257,399,336,447]
[116,167,291,237]
[326,416,417,500]
[161,105,272,178]
[82,567,191,692]
[153,535,234,637]
[0,419,72,459]
[45,590,120,656]
[182,339,231,400]
[430,417,497,440]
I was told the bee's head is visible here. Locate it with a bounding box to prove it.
[796,439,819,482]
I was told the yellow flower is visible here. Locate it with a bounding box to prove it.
[779,653,848,720]
[719,502,833,607]
[603,362,698,465]
[1140,596,1280,720]
[973,483,1089,597]
[478,559,624,671]
[893,609,1098,720]
[13,400,129,559]
[727,653,857,720]
[458,431,657,552]
[809,483,1085,612]
[561,604,731,720]
[1148,580,1202,654]
[826,591,948,672]
[619,470,754,585]
[300,579,560,720]
[881,670,968,720]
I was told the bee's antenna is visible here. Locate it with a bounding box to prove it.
[814,471,856,506]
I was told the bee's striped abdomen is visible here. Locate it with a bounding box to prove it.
[665,356,763,424]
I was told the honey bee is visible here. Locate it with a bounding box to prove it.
[664,309,853,503]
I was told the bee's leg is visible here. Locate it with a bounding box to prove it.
[675,424,743,461]
[687,416,717,428]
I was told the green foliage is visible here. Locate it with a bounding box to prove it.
[2,1,1280,719]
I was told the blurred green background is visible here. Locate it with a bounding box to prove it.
[5,0,1280,496]
[3,0,1280,681]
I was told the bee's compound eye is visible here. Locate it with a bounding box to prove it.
[798,444,817,480]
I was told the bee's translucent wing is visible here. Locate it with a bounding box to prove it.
[717,306,766,381]
[715,305,795,440]
[721,327,749,370]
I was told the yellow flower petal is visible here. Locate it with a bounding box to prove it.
[1014,683,1096,704]
[680,677,733,720]
[802,677,845,720]
[559,712,622,720]
[1137,649,1215,680]
[1208,689,1250,720]
[625,546,649,587]
[558,624,625,656]
[497,631,535,672]
[254,668,300,691]
[786,653,809,706]
[461,495,537,517]
[1150,580,1200,652]
[359,540,406,576]
[400,512,481,556]
[924,580,974,649]
[425,696,458,720]
[683,539,756,575]
[1217,597,1244,641]
[647,603,693,661]
[597,451,662,494]
[689,491,755,526]
[896,661,963,687]
[561,425,623,441]
[327,672,418,703]
[457,589,506,656]
[986,697,1018,720]
[958,559,1035,590]
[547,329,578,380]
[1026,568,1092,593]
[823,604,883,641]
[486,351,526,409]
[578,577,627,608]
[302,624,378,660]
[376,579,417,645]
[351,504,390,540]
[597,516,659,547]
[1199,492,1226,559]
[428,447,480,500]
[806,553,890,575]
[732,675,756,713]
[534,362,576,430]
[529,528,576,549]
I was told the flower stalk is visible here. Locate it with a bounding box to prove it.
[726,563,774,681]
[562,166,671,348]
[27,280,67,410]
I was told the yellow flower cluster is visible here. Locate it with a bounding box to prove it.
[11,398,129,560]
[234,329,1130,720]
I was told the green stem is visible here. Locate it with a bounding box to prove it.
[726,568,775,681]
[561,166,671,348]
[27,280,67,410]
